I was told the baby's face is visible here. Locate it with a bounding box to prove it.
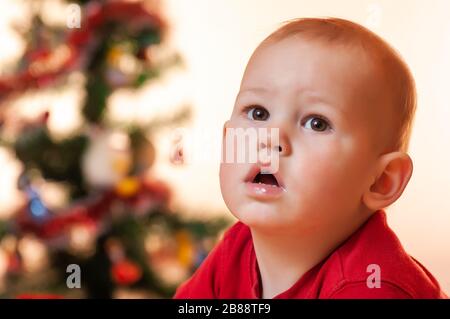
[220,36,393,233]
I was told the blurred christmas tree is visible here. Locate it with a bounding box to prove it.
[0,0,230,298]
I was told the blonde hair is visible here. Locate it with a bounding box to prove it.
[262,17,416,152]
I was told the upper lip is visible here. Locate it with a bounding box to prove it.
[244,164,285,188]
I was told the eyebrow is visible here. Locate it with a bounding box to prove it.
[236,87,270,98]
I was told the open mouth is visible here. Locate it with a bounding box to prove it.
[245,165,284,188]
[251,172,280,187]
[244,166,286,198]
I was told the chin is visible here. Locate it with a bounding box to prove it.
[231,202,289,229]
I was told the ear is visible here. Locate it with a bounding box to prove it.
[362,152,413,211]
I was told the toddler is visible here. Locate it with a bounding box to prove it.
[174,17,446,299]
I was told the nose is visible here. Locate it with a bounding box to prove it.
[257,127,291,157]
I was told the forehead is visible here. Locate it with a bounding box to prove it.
[240,36,382,108]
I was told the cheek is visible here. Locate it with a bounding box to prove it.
[219,163,235,213]
[219,163,245,208]
[289,137,369,200]
[219,163,234,194]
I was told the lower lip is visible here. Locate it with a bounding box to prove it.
[245,182,286,200]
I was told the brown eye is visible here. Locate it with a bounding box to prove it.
[247,106,269,121]
[304,116,330,132]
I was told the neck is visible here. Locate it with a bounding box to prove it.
[250,213,370,299]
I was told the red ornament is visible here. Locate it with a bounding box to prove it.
[111,259,142,286]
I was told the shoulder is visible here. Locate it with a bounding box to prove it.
[173,221,251,298]
[324,211,445,299]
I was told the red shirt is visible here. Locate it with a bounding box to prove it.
[174,210,446,299]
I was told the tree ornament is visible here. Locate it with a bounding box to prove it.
[111,259,142,286]
[82,129,132,188]
[115,177,140,198]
